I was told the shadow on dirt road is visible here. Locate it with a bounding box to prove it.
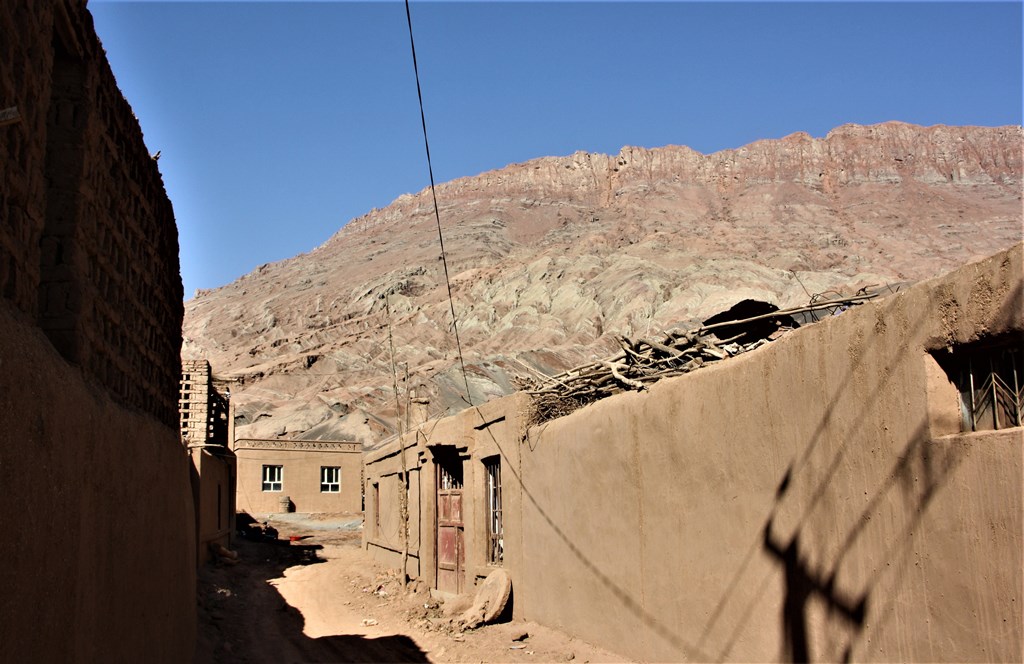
[196,519,427,663]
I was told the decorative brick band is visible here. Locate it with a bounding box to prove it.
[234,439,361,453]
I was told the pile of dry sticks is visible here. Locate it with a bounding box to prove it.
[517,290,881,424]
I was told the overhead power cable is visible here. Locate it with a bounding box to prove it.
[403,0,473,408]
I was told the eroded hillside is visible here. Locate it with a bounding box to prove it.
[183,122,1023,444]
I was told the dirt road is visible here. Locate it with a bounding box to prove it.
[195,515,626,663]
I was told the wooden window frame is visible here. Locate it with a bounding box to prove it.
[484,456,503,566]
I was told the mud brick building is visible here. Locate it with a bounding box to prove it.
[181,359,237,564]
[366,244,1023,663]
[181,358,230,445]
[234,438,364,515]
[0,2,194,661]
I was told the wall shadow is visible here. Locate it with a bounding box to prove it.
[757,419,965,663]
[712,289,970,661]
[196,526,428,663]
[236,512,326,565]
[510,283,963,662]
[438,263,1008,663]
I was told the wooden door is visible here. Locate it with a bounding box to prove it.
[436,457,464,594]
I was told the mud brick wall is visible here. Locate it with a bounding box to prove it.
[1,4,195,660]
[0,4,54,313]
[0,0,183,426]
[181,359,212,443]
[180,358,230,445]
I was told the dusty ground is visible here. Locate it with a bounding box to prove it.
[196,514,627,663]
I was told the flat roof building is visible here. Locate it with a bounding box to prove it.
[234,438,363,516]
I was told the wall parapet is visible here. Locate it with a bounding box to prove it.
[234,438,361,453]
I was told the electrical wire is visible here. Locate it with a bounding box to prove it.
[404,0,473,408]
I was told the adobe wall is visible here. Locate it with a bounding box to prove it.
[459,396,528,590]
[365,439,424,580]
[517,244,1022,662]
[234,439,363,515]
[192,448,236,564]
[182,359,235,563]
[364,394,530,593]
[366,244,1021,661]
[1,3,193,659]
[0,304,196,663]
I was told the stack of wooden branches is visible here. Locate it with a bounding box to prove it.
[516,292,880,425]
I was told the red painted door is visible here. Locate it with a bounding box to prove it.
[436,459,464,594]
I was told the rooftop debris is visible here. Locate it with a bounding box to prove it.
[518,289,883,425]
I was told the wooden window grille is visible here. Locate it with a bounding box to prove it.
[937,337,1023,432]
[484,457,503,565]
[437,455,463,490]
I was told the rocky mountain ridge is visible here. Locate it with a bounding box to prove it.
[183,122,1022,444]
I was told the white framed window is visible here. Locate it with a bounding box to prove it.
[262,465,283,492]
[320,466,341,493]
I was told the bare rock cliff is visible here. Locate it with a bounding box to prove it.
[183,122,1023,444]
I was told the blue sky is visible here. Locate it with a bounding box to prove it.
[88,1,1023,299]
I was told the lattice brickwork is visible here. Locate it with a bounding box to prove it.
[1,1,183,427]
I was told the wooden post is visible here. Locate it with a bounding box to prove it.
[386,294,410,590]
